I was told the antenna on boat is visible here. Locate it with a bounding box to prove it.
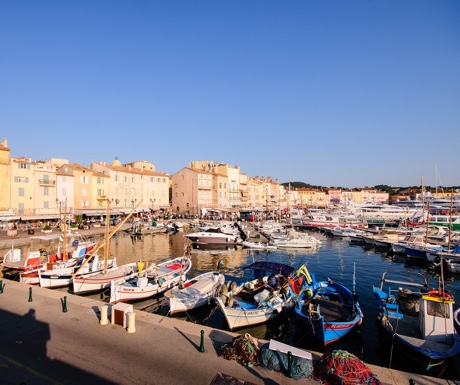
[352,262,357,300]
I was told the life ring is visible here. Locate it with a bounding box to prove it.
[428,289,452,300]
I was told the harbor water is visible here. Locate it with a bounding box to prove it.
[4,227,460,379]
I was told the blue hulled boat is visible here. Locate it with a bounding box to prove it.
[290,265,363,346]
[373,271,460,376]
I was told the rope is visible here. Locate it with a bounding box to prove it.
[313,350,382,385]
[218,333,260,367]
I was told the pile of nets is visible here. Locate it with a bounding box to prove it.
[259,344,313,379]
[313,350,382,385]
[218,333,260,367]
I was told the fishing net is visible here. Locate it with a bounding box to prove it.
[218,333,260,367]
[258,344,313,379]
[313,350,382,385]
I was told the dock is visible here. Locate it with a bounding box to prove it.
[0,278,453,385]
[0,223,457,384]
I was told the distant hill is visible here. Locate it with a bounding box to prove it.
[281,182,460,196]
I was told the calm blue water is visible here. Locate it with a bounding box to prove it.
[6,228,460,378]
[103,229,460,378]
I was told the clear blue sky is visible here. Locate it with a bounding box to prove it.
[1,1,459,188]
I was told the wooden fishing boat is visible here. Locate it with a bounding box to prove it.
[291,264,363,346]
[109,256,192,304]
[215,261,294,331]
[164,270,225,314]
[38,254,116,289]
[373,271,460,375]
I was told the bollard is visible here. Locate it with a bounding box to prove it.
[0,279,3,294]
[409,380,415,385]
[100,304,109,325]
[127,312,136,333]
[62,296,68,313]
[287,351,293,378]
[28,287,33,302]
[199,330,205,352]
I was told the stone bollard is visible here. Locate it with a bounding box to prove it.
[100,304,109,325]
[127,312,136,333]
[199,330,205,352]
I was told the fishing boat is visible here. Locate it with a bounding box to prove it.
[38,254,116,289]
[18,232,97,285]
[164,270,225,314]
[291,264,363,346]
[109,256,192,304]
[372,271,460,375]
[214,261,294,331]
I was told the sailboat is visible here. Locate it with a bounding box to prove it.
[72,200,153,294]
[19,208,96,285]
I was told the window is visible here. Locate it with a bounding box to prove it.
[18,163,27,169]
[80,176,88,184]
[82,188,87,197]
[97,189,104,196]
[427,301,450,318]
[150,177,154,182]
[44,187,49,196]
[115,175,119,182]
[19,188,24,197]
[44,201,49,209]
[14,176,29,183]
[124,176,128,183]
[131,177,134,183]
[97,177,103,184]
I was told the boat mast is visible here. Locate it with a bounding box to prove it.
[421,176,425,224]
[448,192,454,251]
[104,199,111,275]
[425,200,430,245]
[72,200,142,277]
[62,200,67,261]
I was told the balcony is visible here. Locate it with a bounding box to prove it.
[38,179,56,186]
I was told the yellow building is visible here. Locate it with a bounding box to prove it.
[0,139,12,215]
[91,158,170,216]
[10,156,35,216]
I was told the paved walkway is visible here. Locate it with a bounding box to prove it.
[0,225,457,384]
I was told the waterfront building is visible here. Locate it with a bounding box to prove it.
[90,158,170,216]
[0,139,12,216]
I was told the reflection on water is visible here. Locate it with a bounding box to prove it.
[3,229,460,379]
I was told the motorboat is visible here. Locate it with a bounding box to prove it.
[185,229,241,245]
[241,241,278,251]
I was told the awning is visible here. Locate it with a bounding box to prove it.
[19,215,60,221]
[0,216,20,222]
